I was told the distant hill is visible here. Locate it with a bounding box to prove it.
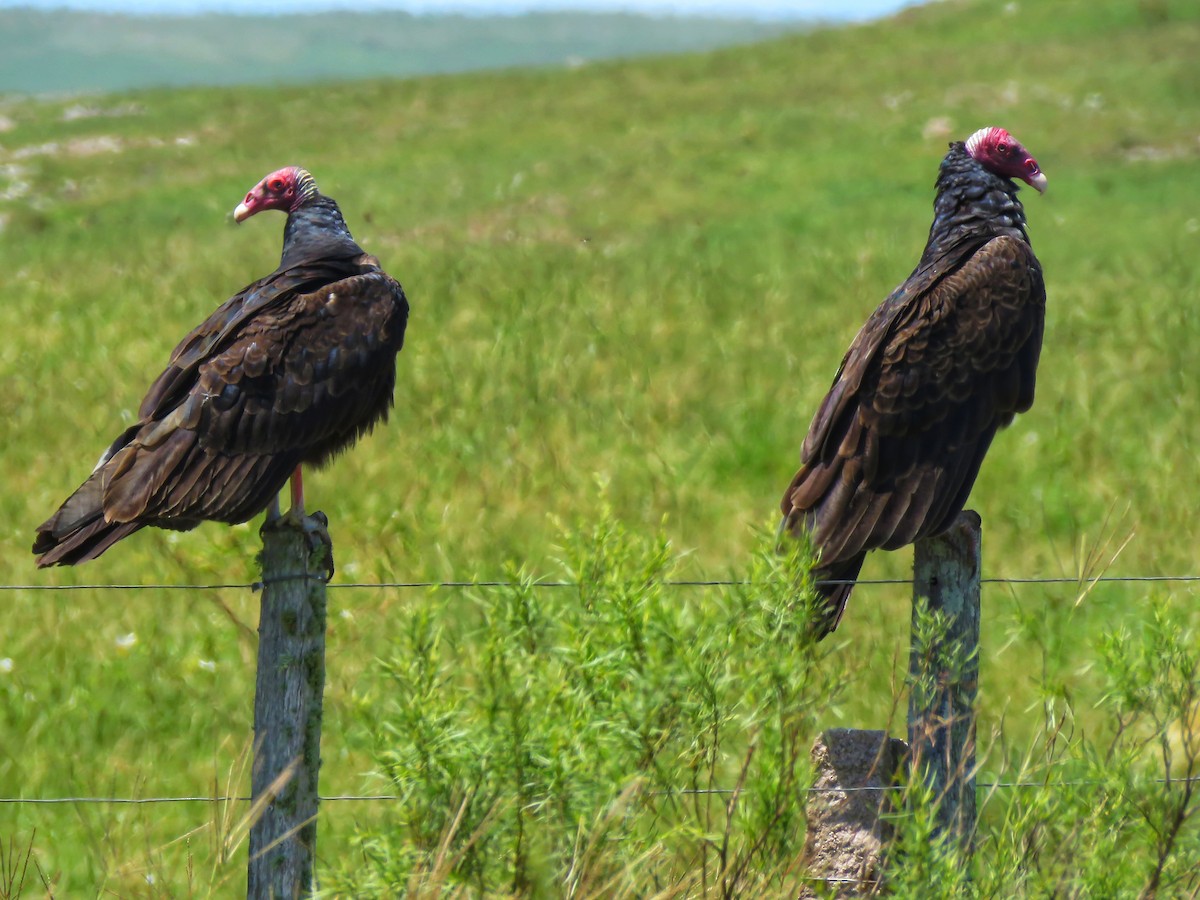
[0,7,806,94]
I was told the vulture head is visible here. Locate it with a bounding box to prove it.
[233,166,319,222]
[964,126,1047,193]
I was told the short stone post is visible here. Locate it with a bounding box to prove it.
[800,729,908,897]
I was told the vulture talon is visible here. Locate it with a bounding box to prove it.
[303,511,335,582]
[265,495,283,525]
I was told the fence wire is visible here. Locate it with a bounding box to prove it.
[2,574,1200,592]
[4,777,1199,806]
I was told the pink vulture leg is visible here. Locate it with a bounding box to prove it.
[266,494,282,523]
[289,464,305,518]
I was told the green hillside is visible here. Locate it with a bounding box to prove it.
[0,0,1198,893]
[0,8,801,94]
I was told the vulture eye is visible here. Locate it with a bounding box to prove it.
[996,141,1009,154]
[269,178,285,192]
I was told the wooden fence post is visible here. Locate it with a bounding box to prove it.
[247,512,332,899]
[907,509,981,849]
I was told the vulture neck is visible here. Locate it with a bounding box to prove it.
[279,194,365,268]
[920,142,1031,265]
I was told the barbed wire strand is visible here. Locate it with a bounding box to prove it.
[2,574,1199,592]
[4,777,1198,805]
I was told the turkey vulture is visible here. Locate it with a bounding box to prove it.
[34,166,409,567]
[779,127,1046,638]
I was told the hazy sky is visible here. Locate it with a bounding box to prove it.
[0,0,926,21]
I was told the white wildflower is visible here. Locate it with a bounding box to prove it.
[114,632,138,651]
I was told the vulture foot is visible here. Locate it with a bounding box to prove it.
[259,508,335,583]
[302,510,335,583]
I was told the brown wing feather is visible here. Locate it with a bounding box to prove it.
[138,255,376,420]
[782,235,1044,631]
[191,272,406,460]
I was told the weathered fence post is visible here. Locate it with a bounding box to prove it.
[907,509,981,849]
[247,512,332,899]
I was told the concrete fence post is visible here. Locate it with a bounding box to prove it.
[800,729,908,898]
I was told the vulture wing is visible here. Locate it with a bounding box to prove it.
[138,254,370,420]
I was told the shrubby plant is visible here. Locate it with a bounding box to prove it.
[329,508,842,896]
[331,517,1200,898]
[881,595,1200,899]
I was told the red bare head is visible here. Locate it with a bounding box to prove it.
[964,127,1046,194]
[233,166,318,222]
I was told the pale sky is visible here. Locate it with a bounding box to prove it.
[0,0,927,21]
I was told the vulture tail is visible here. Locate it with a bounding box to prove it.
[32,478,143,567]
[777,513,866,641]
[809,553,866,640]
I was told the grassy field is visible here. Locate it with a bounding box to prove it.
[1,0,1198,893]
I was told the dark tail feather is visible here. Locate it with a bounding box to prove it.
[33,477,143,567]
[777,513,866,641]
[810,552,866,640]
[34,518,143,567]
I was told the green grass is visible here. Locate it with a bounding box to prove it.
[0,0,1199,892]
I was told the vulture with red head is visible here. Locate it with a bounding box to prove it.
[34,166,409,566]
[779,127,1047,638]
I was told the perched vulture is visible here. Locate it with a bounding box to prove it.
[34,166,409,566]
[779,127,1046,638]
